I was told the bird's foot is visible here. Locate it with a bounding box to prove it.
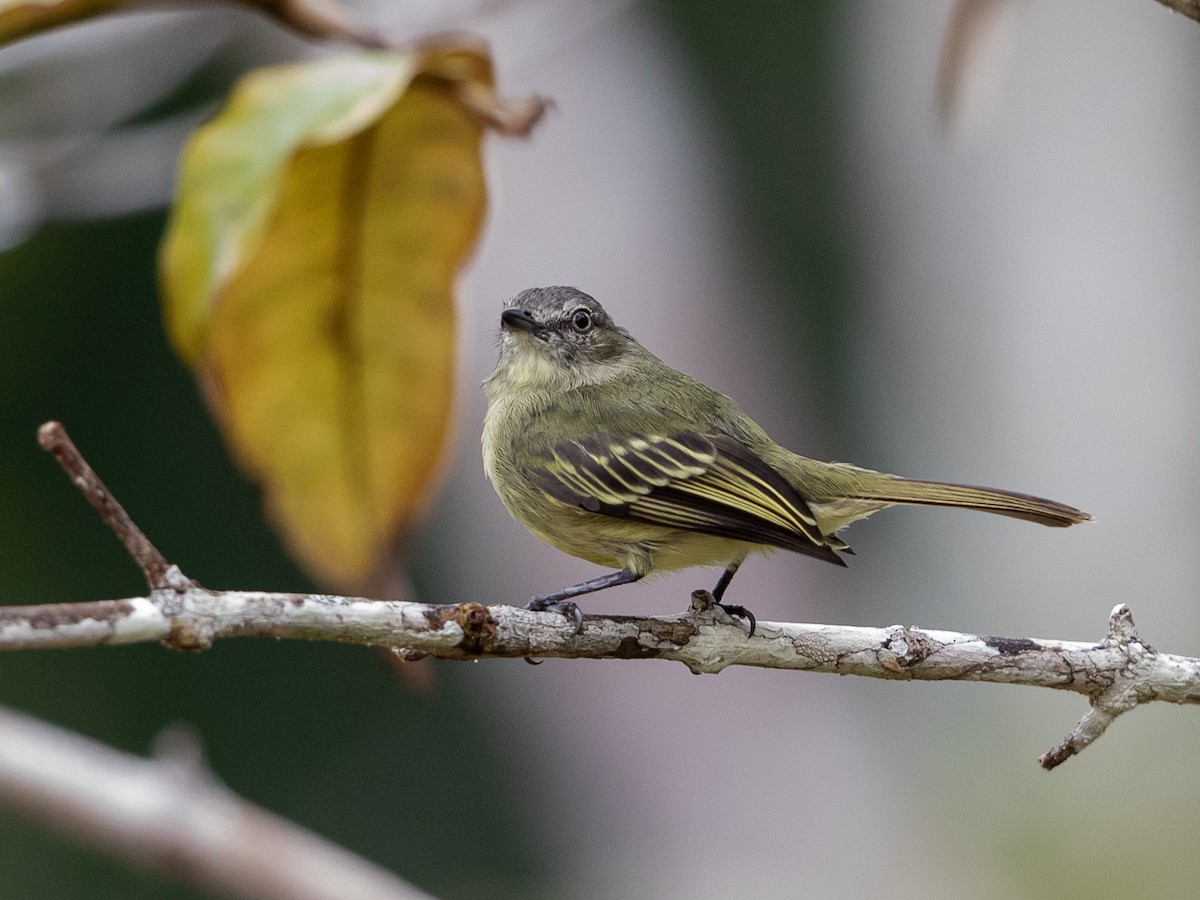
[718,603,757,638]
[688,590,756,637]
[525,596,584,636]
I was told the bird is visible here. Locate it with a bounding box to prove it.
[482,286,1090,635]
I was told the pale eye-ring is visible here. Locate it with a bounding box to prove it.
[571,308,593,332]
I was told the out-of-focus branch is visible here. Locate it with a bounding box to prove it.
[0,0,387,51]
[246,0,387,48]
[936,0,1200,142]
[0,705,430,900]
[1153,0,1200,24]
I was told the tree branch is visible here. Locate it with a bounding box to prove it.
[2,585,1196,770]
[0,705,430,899]
[10,422,1200,770]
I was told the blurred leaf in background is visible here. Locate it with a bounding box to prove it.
[161,46,499,590]
[0,7,545,898]
[0,210,544,899]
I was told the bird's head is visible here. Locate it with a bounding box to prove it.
[489,286,640,391]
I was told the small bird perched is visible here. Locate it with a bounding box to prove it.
[482,286,1090,634]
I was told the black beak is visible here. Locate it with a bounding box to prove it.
[500,307,544,337]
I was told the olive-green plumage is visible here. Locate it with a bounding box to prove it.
[483,286,1090,623]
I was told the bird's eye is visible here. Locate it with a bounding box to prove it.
[571,309,593,332]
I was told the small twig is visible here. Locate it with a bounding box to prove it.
[37,422,176,591]
[1038,605,1158,770]
[450,81,552,138]
[0,704,430,900]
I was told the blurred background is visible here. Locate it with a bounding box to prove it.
[2,0,1199,896]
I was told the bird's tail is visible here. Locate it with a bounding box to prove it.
[856,477,1092,527]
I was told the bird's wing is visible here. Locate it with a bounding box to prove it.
[527,431,846,566]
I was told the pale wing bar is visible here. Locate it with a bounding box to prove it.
[528,431,846,566]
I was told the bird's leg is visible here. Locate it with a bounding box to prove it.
[710,558,756,637]
[527,568,642,635]
[711,559,741,601]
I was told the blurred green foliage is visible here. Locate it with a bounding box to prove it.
[659,0,854,441]
[0,215,542,898]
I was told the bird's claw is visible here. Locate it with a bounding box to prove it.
[718,602,757,638]
[688,590,757,637]
[525,597,584,636]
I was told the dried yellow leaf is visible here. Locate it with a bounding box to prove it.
[161,48,491,588]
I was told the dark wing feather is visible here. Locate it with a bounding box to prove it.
[527,431,846,566]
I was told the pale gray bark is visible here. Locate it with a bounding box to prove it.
[1,584,1194,769]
